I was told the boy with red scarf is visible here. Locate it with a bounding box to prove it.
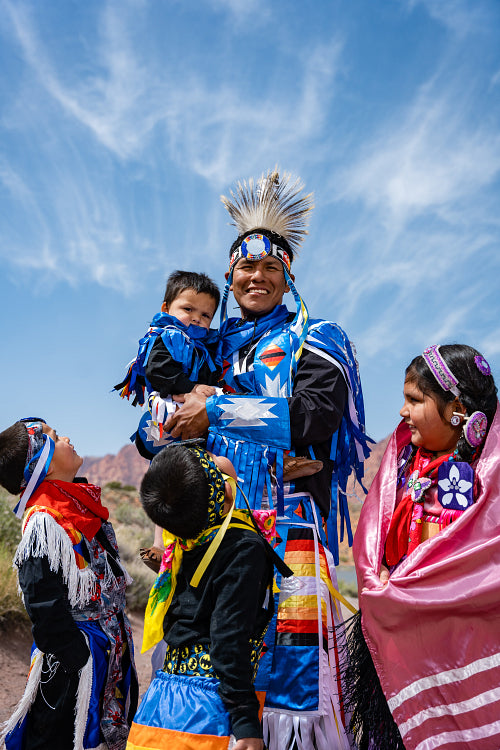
[0,418,138,750]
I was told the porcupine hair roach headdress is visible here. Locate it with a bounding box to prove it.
[220,168,314,321]
[222,168,314,269]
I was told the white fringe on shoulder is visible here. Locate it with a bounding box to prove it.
[14,512,98,608]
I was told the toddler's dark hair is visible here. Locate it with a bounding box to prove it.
[0,422,29,495]
[163,271,220,311]
[406,344,497,461]
[140,444,210,539]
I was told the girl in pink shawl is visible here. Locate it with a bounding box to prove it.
[344,344,499,750]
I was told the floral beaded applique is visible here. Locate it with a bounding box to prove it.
[407,471,432,503]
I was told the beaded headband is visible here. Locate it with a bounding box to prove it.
[422,345,461,398]
[422,346,492,449]
[14,418,55,518]
[229,232,291,272]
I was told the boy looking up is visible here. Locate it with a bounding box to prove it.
[126,442,275,750]
[0,418,138,750]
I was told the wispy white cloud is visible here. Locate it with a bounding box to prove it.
[3,0,164,159]
[206,0,270,25]
[405,0,496,37]
[479,328,500,357]
[339,89,500,229]
[0,0,344,292]
[4,0,341,176]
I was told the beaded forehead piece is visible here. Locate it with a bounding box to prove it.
[422,345,461,398]
[14,418,55,518]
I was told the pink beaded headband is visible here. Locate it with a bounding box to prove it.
[422,345,461,398]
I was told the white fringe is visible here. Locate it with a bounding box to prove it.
[0,641,104,750]
[263,708,352,750]
[73,634,93,750]
[14,513,98,608]
[0,649,44,745]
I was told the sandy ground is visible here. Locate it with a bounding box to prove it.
[0,611,151,726]
[0,602,358,728]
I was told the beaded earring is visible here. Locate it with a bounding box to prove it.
[463,411,488,448]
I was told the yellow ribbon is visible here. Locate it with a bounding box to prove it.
[325,576,358,616]
[142,473,258,652]
[190,500,235,587]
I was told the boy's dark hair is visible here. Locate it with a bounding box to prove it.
[163,271,220,311]
[406,344,498,461]
[140,444,210,539]
[0,422,29,495]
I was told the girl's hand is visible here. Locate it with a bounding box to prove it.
[379,564,390,586]
[233,739,263,750]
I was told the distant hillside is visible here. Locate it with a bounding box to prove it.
[81,444,149,489]
[338,434,390,565]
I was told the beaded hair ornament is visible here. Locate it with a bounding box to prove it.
[422,345,491,448]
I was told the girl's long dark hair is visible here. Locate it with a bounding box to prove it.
[406,344,497,461]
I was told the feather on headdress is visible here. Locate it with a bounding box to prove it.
[221,168,314,255]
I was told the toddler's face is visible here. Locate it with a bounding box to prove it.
[162,289,216,330]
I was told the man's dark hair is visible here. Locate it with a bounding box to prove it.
[163,271,220,311]
[406,344,498,462]
[140,444,210,539]
[0,422,29,495]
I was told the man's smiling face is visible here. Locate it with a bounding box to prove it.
[229,256,291,318]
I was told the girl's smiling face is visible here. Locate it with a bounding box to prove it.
[400,377,461,455]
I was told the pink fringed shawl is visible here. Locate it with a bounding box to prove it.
[354,404,500,750]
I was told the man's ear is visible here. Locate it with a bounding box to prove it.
[161,301,168,313]
[284,272,295,293]
[224,271,233,290]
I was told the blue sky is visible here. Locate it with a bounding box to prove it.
[1,0,499,457]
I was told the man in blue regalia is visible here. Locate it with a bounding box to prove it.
[164,169,371,750]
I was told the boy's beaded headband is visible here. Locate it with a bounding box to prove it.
[14,418,55,518]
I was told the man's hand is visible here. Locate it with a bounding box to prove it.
[233,739,263,750]
[192,383,217,398]
[163,391,210,439]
